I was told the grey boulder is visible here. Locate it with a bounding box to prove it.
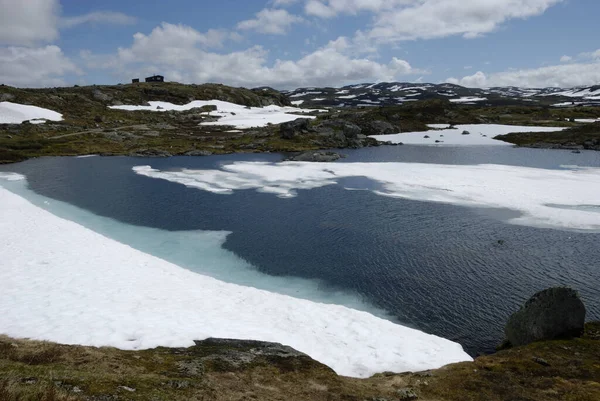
[280,118,311,139]
[504,287,586,347]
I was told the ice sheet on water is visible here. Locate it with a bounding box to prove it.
[133,161,600,232]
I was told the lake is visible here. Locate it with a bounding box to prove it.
[2,145,599,356]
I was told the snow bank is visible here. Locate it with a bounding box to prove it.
[0,101,63,124]
[133,162,600,232]
[449,97,487,103]
[0,182,472,378]
[371,124,566,146]
[109,100,320,129]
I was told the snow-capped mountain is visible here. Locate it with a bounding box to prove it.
[282,83,600,108]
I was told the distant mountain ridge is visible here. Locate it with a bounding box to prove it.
[282,82,600,108]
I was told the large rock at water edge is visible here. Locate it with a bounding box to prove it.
[505,287,586,347]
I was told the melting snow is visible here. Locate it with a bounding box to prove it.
[371,124,566,146]
[449,97,487,103]
[110,100,320,129]
[133,162,600,232]
[0,101,63,124]
[0,179,472,378]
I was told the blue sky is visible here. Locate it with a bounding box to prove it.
[1,0,599,88]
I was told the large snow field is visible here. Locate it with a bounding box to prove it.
[0,177,472,378]
[134,162,600,232]
[0,101,63,124]
[371,124,567,146]
[110,100,321,129]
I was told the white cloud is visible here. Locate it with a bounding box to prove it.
[60,11,137,29]
[579,49,600,60]
[237,9,303,35]
[0,0,60,45]
[304,0,563,44]
[88,23,420,89]
[369,0,564,42]
[0,45,80,87]
[272,0,300,6]
[446,61,600,88]
[560,55,572,63]
[0,0,137,46]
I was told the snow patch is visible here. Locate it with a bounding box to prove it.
[371,124,566,146]
[132,162,600,232]
[449,97,487,103]
[0,179,472,378]
[0,172,25,181]
[110,100,321,129]
[0,101,63,124]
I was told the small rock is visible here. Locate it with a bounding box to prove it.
[286,151,344,162]
[166,380,190,389]
[423,135,430,139]
[572,150,581,154]
[118,386,136,392]
[397,388,419,400]
[462,130,470,135]
[21,377,38,385]
[532,357,550,367]
[435,140,443,143]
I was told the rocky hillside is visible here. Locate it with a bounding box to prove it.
[284,82,600,109]
[1,82,600,164]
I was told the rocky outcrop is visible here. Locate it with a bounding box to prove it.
[280,118,311,139]
[128,149,173,157]
[316,119,362,138]
[504,287,586,347]
[285,151,344,162]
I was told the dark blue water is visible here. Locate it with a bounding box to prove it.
[3,145,600,356]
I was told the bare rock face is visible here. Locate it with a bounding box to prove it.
[505,287,586,347]
[280,118,311,139]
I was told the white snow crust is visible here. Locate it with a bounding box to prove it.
[371,124,566,146]
[109,100,319,129]
[449,97,487,103]
[133,162,600,232]
[0,182,472,378]
[0,101,63,124]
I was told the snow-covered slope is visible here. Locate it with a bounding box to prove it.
[110,100,322,129]
[371,124,567,146]
[282,83,600,108]
[0,178,472,378]
[0,101,63,124]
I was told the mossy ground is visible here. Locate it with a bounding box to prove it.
[1,323,598,401]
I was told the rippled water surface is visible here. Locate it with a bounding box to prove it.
[3,145,600,355]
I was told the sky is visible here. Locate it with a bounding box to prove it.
[1,0,599,89]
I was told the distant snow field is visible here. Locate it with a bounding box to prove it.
[449,97,487,103]
[110,100,320,129]
[0,179,472,378]
[134,162,600,232]
[371,124,566,146]
[0,101,63,124]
